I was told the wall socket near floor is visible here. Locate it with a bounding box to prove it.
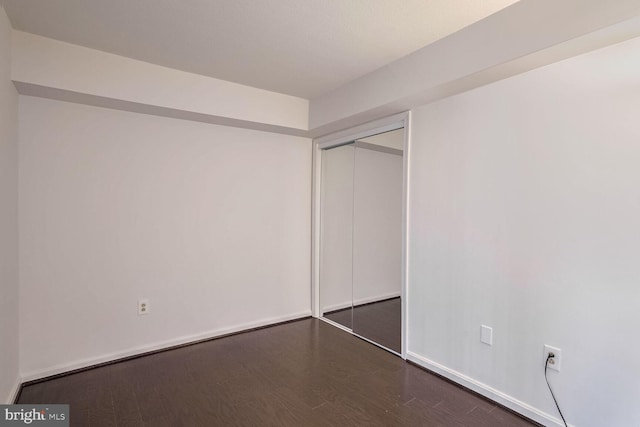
[480,325,493,345]
[138,298,150,316]
[544,345,562,372]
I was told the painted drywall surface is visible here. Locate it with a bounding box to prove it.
[320,144,355,314]
[408,36,640,426]
[0,6,20,404]
[1,0,519,99]
[352,147,403,303]
[18,96,312,378]
[11,31,309,132]
[309,0,640,133]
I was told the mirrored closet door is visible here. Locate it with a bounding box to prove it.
[320,143,355,330]
[320,128,404,354]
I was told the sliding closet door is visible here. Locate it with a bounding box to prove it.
[320,143,355,329]
[352,133,403,353]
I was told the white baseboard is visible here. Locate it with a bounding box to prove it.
[21,310,311,383]
[4,376,22,404]
[323,291,401,313]
[406,351,572,427]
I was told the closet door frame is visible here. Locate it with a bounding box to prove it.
[311,111,411,359]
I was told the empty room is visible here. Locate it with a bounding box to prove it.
[1,1,639,426]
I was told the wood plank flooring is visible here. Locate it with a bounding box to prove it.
[17,318,538,426]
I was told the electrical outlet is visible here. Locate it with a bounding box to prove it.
[544,345,561,372]
[138,299,150,316]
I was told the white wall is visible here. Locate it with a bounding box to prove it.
[309,0,640,134]
[18,96,312,379]
[0,6,20,404]
[12,31,309,134]
[408,36,640,427]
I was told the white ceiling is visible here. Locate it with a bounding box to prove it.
[2,0,518,99]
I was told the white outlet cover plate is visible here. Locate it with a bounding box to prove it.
[480,325,493,345]
[544,344,561,372]
[138,298,150,316]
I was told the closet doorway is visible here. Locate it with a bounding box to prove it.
[312,114,408,356]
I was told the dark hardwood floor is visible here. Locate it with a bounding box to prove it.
[18,318,537,426]
[325,297,401,353]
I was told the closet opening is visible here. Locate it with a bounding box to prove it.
[311,113,409,357]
